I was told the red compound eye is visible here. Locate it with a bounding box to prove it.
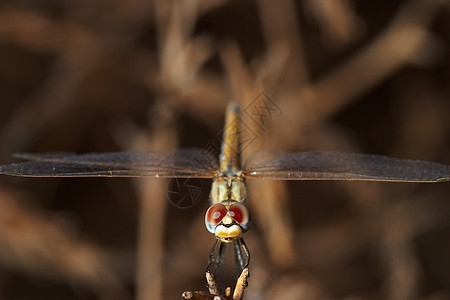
[228,203,251,232]
[205,204,227,234]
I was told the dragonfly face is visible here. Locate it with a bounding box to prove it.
[205,175,251,243]
[205,201,250,243]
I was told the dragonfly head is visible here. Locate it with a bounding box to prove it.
[205,202,251,243]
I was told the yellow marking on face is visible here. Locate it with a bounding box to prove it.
[222,215,233,225]
[215,224,242,242]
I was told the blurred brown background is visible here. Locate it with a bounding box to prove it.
[1,0,450,299]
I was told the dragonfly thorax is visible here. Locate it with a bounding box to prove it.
[210,175,247,204]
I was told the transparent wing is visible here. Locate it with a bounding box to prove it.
[0,149,218,178]
[243,151,450,182]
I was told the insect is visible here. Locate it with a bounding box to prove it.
[1,103,450,296]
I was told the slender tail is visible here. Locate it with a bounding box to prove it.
[219,102,242,174]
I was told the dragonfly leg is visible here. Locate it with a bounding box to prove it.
[206,239,224,274]
[234,238,250,273]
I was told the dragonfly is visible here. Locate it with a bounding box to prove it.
[1,103,450,295]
